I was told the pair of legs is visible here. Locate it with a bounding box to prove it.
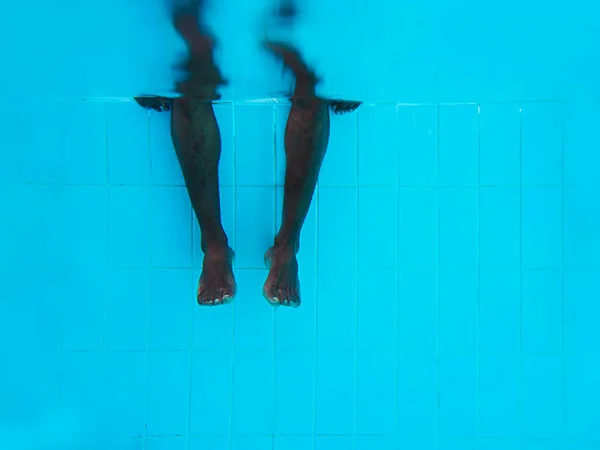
[135,1,360,307]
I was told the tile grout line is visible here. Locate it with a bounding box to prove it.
[229,102,238,450]
[353,109,360,449]
[476,104,482,450]
[15,181,580,189]
[55,275,63,412]
[139,431,539,438]
[271,103,277,449]
[394,103,401,442]
[91,433,600,442]
[66,348,589,356]
[53,105,78,414]
[313,146,320,448]
[187,103,196,450]
[101,100,110,441]
[186,122,195,450]
[186,270,194,449]
[22,262,570,271]
[143,108,153,450]
[560,101,566,450]
[435,103,441,450]
[518,103,524,450]
[350,6,364,442]
[41,97,565,107]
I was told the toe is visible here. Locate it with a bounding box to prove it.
[288,290,301,307]
[287,292,300,307]
[220,288,234,305]
[275,287,300,308]
[198,288,234,306]
[198,287,217,305]
[197,292,212,305]
[263,284,280,306]
[277,288,288,304]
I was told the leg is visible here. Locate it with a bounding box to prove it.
[261,40,361,306]
[171,97,236,305]
[262,41,332,307]
[263,98,330,307]
[134,1,233,305]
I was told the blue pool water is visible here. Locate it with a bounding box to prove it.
[1,0,600,449]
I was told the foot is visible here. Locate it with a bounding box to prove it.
[133,96,173,112]
[263,245,300,307]
[197,247,236,305]
[328,100,362,115]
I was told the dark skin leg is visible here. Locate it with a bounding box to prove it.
[263,97,330,307]
[135,1,235,305]
[261,42,330,307]
[171,97,236,305]
[261,0,361,306]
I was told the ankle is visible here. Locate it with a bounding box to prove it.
[201,235,229,253]
[202,243,232,258]
[273,236,299,254]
